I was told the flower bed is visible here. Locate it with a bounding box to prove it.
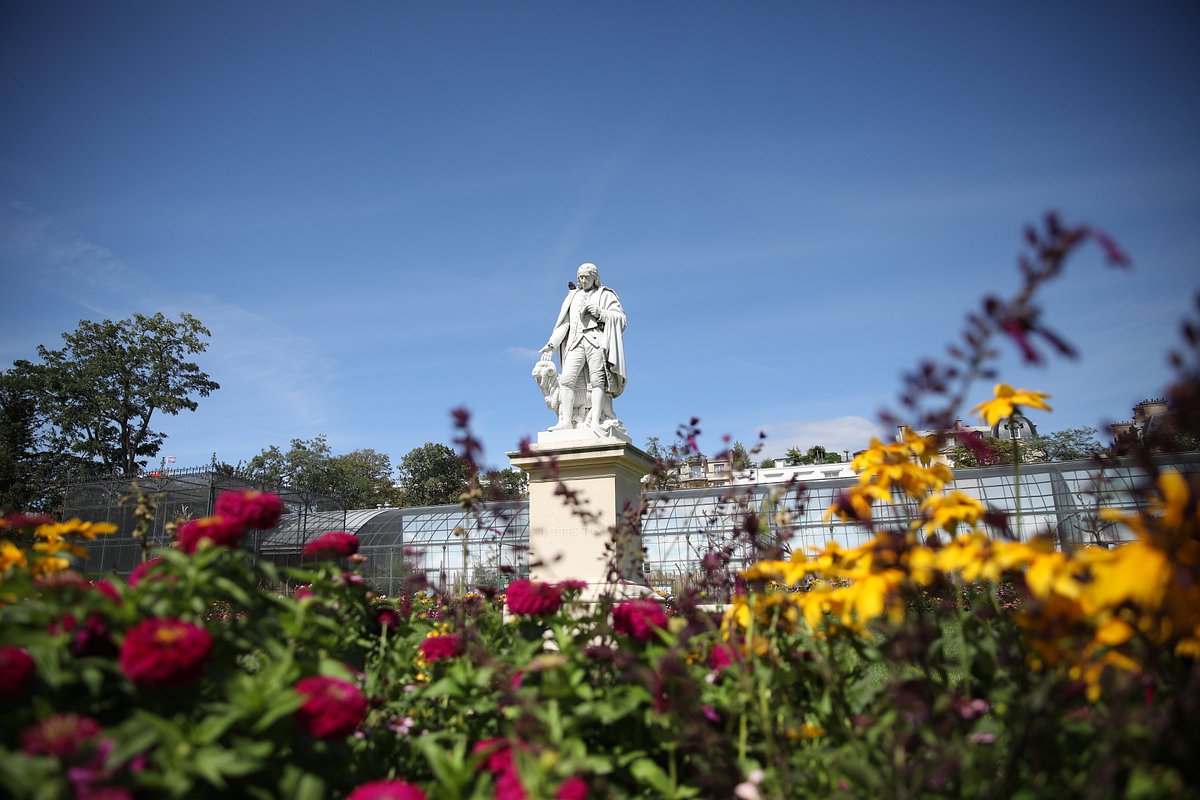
[2,217,1198,798]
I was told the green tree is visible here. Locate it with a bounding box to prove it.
[397,442,468,507]
[643,436,681,491]
[1032,426,1104,462]
[730,441,752,471]
[27,313,219,477]
[482,467,528,501]
[784,447,804,466]
[0,366,104,511]
[244,436,403,507]
[760,458,776,468]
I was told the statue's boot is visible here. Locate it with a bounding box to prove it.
[585,386,605,429]
[549,387,576,430]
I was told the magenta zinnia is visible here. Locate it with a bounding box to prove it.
[347,780,428,800]
[175,515,244,554]
[505,579,563,616]
[214,489,283,531]
[0,646,37,698]
[418,633,464,662]
[303,531,360,559]
[294,675,367,738]
[21,713,103,758]
[612,598,668,642]
[119,618,212,688]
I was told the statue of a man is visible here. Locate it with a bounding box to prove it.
[539,262,627,432]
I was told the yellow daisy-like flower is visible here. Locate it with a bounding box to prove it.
[972,384,1052,426]
[919,491,986,536]
[1,540,28,573]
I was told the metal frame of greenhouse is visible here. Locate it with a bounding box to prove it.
[68,453,1200,594]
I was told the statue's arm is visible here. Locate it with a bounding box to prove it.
[542,292,573,354]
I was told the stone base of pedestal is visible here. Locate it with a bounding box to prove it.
[508,436,655,595]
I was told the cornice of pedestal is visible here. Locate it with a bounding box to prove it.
[508,437,654,480]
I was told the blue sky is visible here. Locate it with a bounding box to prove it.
[1,2,1198,474]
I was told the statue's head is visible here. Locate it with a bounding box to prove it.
[577,262,599,289]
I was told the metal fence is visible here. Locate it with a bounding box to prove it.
[64,468,345,576]
[70,454,1199,593]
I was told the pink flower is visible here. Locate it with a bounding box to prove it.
[418,634,464,662]
[0,646,37,698]
[708,642,741,671]
[556,776,589,800]
[90,580,121,604]
[294,675,367,738]
[118,618,212,688]
[612,599,668,642]
[473,738,529,800]
[128,557,163,587]
[21,713,102,758]
[303,531,360,559]
[376,607,403,629]
[505,579,563,616]
[175,515,244,554]
[214,490,283,530]
[64,613,118,658]
[347,779,427,800]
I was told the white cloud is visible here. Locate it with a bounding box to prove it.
[756,416,889,460]
[0,201,137,313]
[507,346,540,361]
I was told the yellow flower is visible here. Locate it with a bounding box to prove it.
[799,722,825,739]
[0,540,27,573]
[36,519,118,541]
[1080,541,1172,612]
[29,556,70,577]
[972,384,1052,426]
[919,491,986,536]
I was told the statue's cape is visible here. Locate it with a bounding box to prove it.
[552,285,627,399]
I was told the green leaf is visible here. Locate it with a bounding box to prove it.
[630,758,674,795]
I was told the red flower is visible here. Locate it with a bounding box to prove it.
[505,579,563,616]
[612,599,668,642]
[294,675,367,738]
[418,634,463,662]
[175,515,244,554]
[303,531,359,559]
[708,642,742,671]
[0,512,56,530]
[90,580,121,603]
[127,557,162,587]
[347,780,427,800]
[214,490,283,531]
[473,738,529,800]
[64,613,118,658]
[376,607,402,629]
[118,618,212,688]
[21,713,102,758]
[0,646,36,698]
[556,776,589,800]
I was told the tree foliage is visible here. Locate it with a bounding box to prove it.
[27,313,219,477]
[946,425,1105,468]
[243,435,403,508]
[1,314,217,509]
[396,442,468,507]
[784,445,843,466]
[481,467,527,501]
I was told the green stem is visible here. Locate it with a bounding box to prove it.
[1012,437,1022,540]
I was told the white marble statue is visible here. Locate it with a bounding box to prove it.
[535,262,627,436]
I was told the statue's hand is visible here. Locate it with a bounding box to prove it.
[538,345,554,362]
[585,302,600,317]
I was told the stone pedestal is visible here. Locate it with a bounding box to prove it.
[508,435,655,598]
